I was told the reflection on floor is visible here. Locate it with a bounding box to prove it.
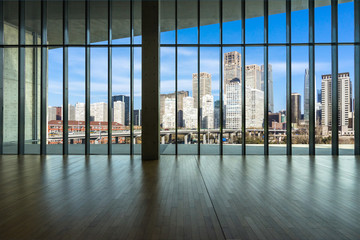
[1,155,360,239]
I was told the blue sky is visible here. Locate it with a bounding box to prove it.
[48,1,355,113]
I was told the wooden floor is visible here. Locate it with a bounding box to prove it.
[1,155,360,240]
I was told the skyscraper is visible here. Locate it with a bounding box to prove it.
[303,68,317,123]
[162,98,176,129]
[201,94,214,129]
[291,93,301,125]
[225,78,242,129]
[245,64,262,90]
[224,51,241,94]
[134,109,142,126]
[90,102,108,122]
[192,72,211,108]
[113,101,125,125]
[75,102,85,121]
[160,91,189,127]
[246,87,264,128]
[112,95,130,126]
[261,64,274,113]
[321,73,352,129]
[183,97,198,129]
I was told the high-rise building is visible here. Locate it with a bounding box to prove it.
[75,102,85,121]
[291,93,301,125]
[112,95,130,126]
[303,68,317,123]
[162,98,176,129]
[113,101,125,125]
[90,102,108,122]
[225,78,242,129]
[192,72,211,108]
[201,94,214,129]
[214,100,221,129]
[183,97,198,129]
[246,87,264,128]
[48,107,58,121]
[321,73,352,129]
[245,64,262,90]
[134,109,142,126]
[160,91,189,127]
[68,104,75,121]
[224,51,241,94]
[261,64,274,113]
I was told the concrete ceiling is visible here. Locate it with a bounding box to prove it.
[3,0,353,45]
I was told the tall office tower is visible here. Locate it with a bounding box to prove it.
[48,107,58,121]
[134,109,142,126]
[160,91,189,127]
[291,93,301,125]
[246,87,264,128]
[75,102,85,121]
[261,64,274,112]
[321,73,352,129]
[113,101,125,125]
[245,64,262,91]
[90,102,108,122]
[201,94,214,129]
[192,72,211,108]
[224,51,241,94]
[214,100,221,129]
[68,104,76,121]
[112,95,130,126]
[183,97,198,129]
[225,78,242,129]
[317,89,322,103]
[162,98,176,129]
[303,68,317,123]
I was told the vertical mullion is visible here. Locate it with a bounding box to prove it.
[219,0,223,155]
[0,0,4,154]
[331,0,338,155]
[264,0,269,155]
[108,0,112,155]
[130,0,134,155]
[241,0,245,155]
[175,0,178,155]
[85,0,90,155]
[197,0,200,155]
[286,0,292,155]
[18,0,25,155]
[41,0,47,155]
[355,0,360,155]
[309,0,315,155]
[63,0,69,155]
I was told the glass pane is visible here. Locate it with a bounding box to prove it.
[3,48,18,154]
[25,0,41,45]
[47,0,63,45]
[112,48,131,154]
[24,47,41,154]
[291,46,309,154]
[133,47,142,154]
[133,1,142,44]
[223,0,242,44]
[200,47,220,154]
[245,47,264,154]
[68,1,85,45]
[178,0,198,44]
[200,0,220,44]
[291,0,308,43]
[315,46,331,155]
[90,48,108,154]
[160,0,175,44]
[338,1,354,43]
[4,1,19,45]
[269,0,286,44]
[338,45,354,155]
[112,0,131,44]
[47,48,63,154]
[245,0,264,44]
[90,0,108,45]
[69,48,85,154]
[177,47,198,154]
[269,47,286,155]
[223,47,242,154]
[160,47,176,154]
[315,0,331,43]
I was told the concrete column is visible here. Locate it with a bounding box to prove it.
[184,135,188,144]
[203,134,206,144]
[161,136,165,144]
[141,0,160,160]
